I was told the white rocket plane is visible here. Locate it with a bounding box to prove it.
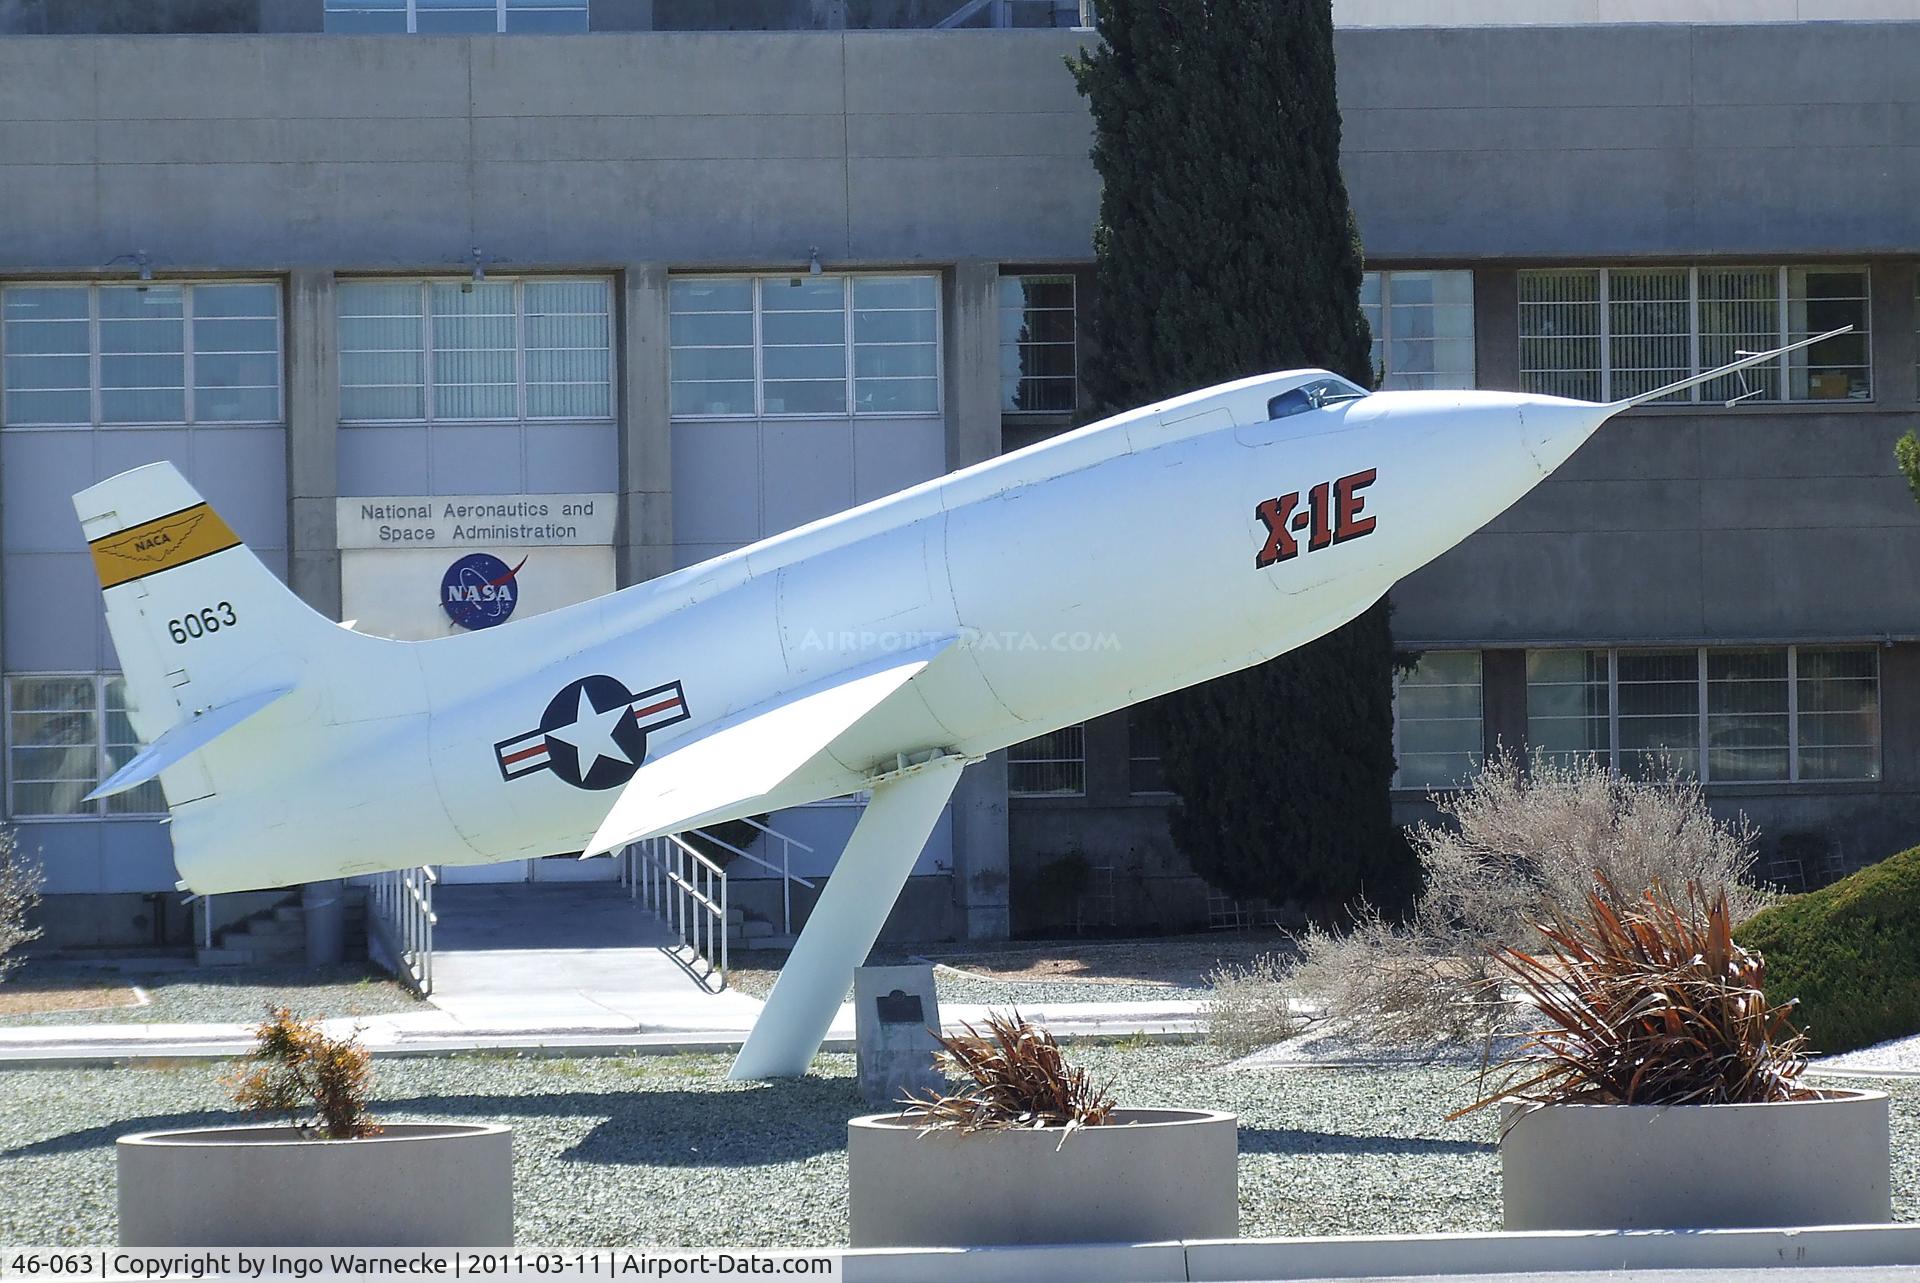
[73,327,1845,1078]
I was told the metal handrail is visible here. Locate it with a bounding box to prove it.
[677,824,815,936]
[626,835,728,990]
[690,827,817,887]
[367,865,437,996]
[736,815,815,854]
[735,815,816,931]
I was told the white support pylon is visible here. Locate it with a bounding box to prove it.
[728,752,969,1080]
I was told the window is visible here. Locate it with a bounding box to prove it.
[1,283,281,427]
[1268,375,1368,419]
[1518,266,1871,403]
[1000,275,1076,413]
[324,0,588,33]
[668,275,941,419]
[1525,648,1610,767]
[1008,726,1085,797]
[1617,648,1700,778]
[1393,651,1483,789]
[1524,646,1880,783]
[1796,648,1881,781]
[854,276,941,414]
[338,278,613,424]
[1361,270,1475,390]
[1127,703,1170,795]
[7,676,163,819]
[1707,649,1789,782]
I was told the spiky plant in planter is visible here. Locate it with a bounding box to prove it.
[225,1007,382,1139]
[852,1010,1237,1246]
[1455,878,1894,1231]
[1456,877,1809,1116]
[903,1011,1115,1137]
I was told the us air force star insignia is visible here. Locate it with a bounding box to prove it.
[493,675,691,790]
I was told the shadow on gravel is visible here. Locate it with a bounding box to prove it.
[1239,1126,1492,1157]
[5,1081,866,1166]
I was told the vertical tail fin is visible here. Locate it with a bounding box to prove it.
[73,462,341,804]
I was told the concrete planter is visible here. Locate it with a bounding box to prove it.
[1501,1089,1891,1231]
[118,1123,513,1246]
[848,1107,1236,1247]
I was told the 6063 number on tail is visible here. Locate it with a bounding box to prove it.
[168,601,238,644]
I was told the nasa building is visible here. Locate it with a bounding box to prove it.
[4,0,1920,950]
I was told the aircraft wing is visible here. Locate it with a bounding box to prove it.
[85,683,295,801]
[582,636,959,856]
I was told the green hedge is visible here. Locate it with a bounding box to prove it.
[1736,844,1920,1054]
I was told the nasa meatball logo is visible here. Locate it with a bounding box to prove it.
[493,676,692,790]
[441,552,524,630]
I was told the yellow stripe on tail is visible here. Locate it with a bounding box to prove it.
[88,501,241,589]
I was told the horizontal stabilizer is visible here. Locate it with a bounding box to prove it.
[584,638,957,856]
[1611,325,1854,410]
[85,684,294,801]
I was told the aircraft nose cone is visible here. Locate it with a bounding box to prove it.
[1517,398,1617,477]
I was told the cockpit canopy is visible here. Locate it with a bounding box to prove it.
[1267,375,1369,421]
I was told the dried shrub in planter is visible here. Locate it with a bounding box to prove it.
[902,1011,1115,1139]
[225,1007,381,1139]
[1284,750,1771,1049]
[1454,877,1810,1119]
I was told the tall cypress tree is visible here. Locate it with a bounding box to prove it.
[1071,0,1414,922]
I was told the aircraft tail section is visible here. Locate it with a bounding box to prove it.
[73,462,372,808]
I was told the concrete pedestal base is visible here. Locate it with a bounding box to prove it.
[848,1107,1236,1247]
[1501,1090,1891,1230]
[117,1123,513,1245]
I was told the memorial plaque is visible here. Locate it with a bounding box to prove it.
[854,964,945,1108]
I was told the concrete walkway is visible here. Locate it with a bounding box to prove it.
[424,883,766,1033]
[0,885,1205,1066]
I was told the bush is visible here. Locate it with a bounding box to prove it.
[0,831,42,983]
[225,1007,381,1139]
[1736,844,1920,1054]
[1456,878,1808,1115]
[902,1011,1115,1136]
[1286,750,1770,1047]
[1203,953,1303,1058]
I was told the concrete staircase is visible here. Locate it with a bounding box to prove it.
[726,906,795,953]
[197,888,370,967]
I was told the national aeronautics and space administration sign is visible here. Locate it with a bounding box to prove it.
[337,494,618,641]
[336,494,617,549]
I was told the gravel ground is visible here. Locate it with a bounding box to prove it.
[921,965,1207,1006]
[2,1046,1914,1247]
[727,934,1270,1006]
[1820,1033,1920,1075]
[725,960,1203,1007]
[0,961,420,1027]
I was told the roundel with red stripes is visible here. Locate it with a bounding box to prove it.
[492,675,691,790]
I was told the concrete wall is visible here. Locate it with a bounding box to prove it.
[0,0,1083,34]
[11,23,1919,269]
[0,32,1101,272]
[1338,23,1920,259]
